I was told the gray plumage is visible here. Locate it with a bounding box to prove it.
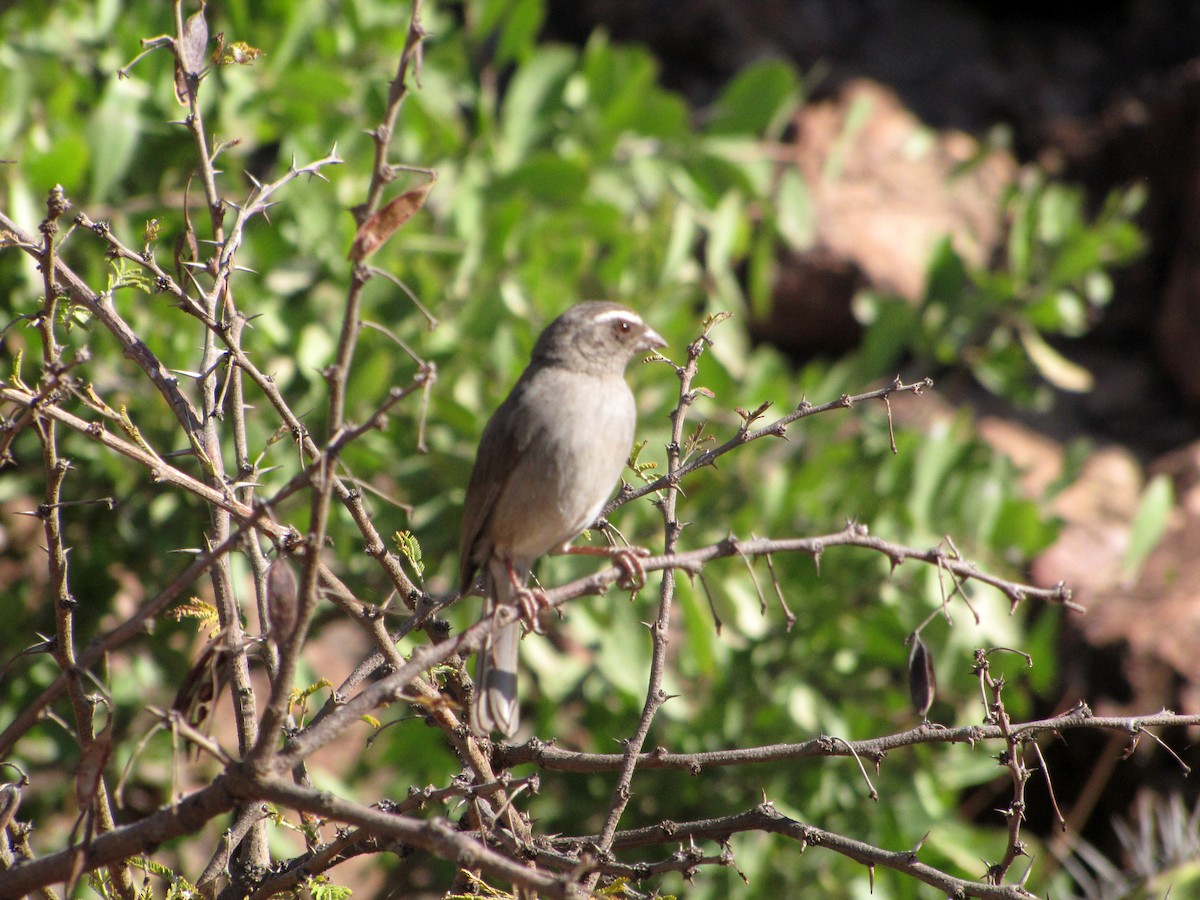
[459,302,665,736]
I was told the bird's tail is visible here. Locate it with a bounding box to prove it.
[471,562,524,736]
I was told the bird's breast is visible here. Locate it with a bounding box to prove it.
[487,371,636,561]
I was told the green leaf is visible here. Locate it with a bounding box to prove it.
[492,153,589,204]
[22,132,90,193]
[660,204,699,283]
[494,0,545,65]
[990,497,1058,557]
[393,530,425,580]
[498,45,577,168]
[774,166,815,251]
[87,78,142,203]
[923,237,967,306]
[106,259,155,294]
[706,189,746,273]
[706,60,801,138]
[856,292,918,378]
[1017,323,1094,392]
[1006,181,1038,286]
[306,875,353,900]
[1035,182,1082,244]
[473,0,518,36]
[1122,474,1173,582]
[745,225,776,321]
[580,37,688,144]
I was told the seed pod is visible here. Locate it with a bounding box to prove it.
[179,4,209,76]
[267,557,299,646]
[908,636,936,719]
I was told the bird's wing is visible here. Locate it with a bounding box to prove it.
[458,381,536,592]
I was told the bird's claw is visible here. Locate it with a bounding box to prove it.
[514,587,550,634]
[613,547,649,590]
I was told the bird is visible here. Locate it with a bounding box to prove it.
[459,302,666,736]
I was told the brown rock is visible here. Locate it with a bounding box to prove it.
[1038,441,1200,715]
[1032,446,1143,603]
[758,79,1017,356]
[791,79,1015,298]
[976,416,1065,501]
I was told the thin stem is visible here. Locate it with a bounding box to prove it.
[252,1,429,759]
[34,186,135,900]
[585,325,714,887]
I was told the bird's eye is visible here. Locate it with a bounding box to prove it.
[595,310,639,339]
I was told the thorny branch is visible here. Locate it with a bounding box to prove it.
[582,308,720,894]
[495,706,1200,773]
[0,322,1099,900]
[30,186,135,900]
[6,696,1196,899]
[604,373,936,518]
[251,0,429,775]
[569,803,1041,899]
[976,649,1036,886]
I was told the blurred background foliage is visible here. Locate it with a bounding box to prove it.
[0,0,1146,896]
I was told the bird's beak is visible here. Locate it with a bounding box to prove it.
[641,326,667,351]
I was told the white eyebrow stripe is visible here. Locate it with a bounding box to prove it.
[592,308,643,326]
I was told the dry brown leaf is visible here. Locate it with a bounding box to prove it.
[349,181,434,261]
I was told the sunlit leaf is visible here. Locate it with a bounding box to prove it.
[1017,323,1094,392]
[1123,474,1174,582]
[706,60,801,138]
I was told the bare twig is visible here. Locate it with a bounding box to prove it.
[976,650,1030,884]
[563,803,1039,899]
[495,707,1200,773]
[30,185,135,900]
[583,313,724,892]
[605,375,936,518]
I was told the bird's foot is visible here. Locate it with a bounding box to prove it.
[514,586,551,634]
[612,547,649,590]
[567,544,651,590]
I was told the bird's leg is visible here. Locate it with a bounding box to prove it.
[565,544,651,589]
[504,561,550,634]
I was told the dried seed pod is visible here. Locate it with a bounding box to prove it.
[267,556,299,645]
[179,3,209,76]
[908,636,936,719]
